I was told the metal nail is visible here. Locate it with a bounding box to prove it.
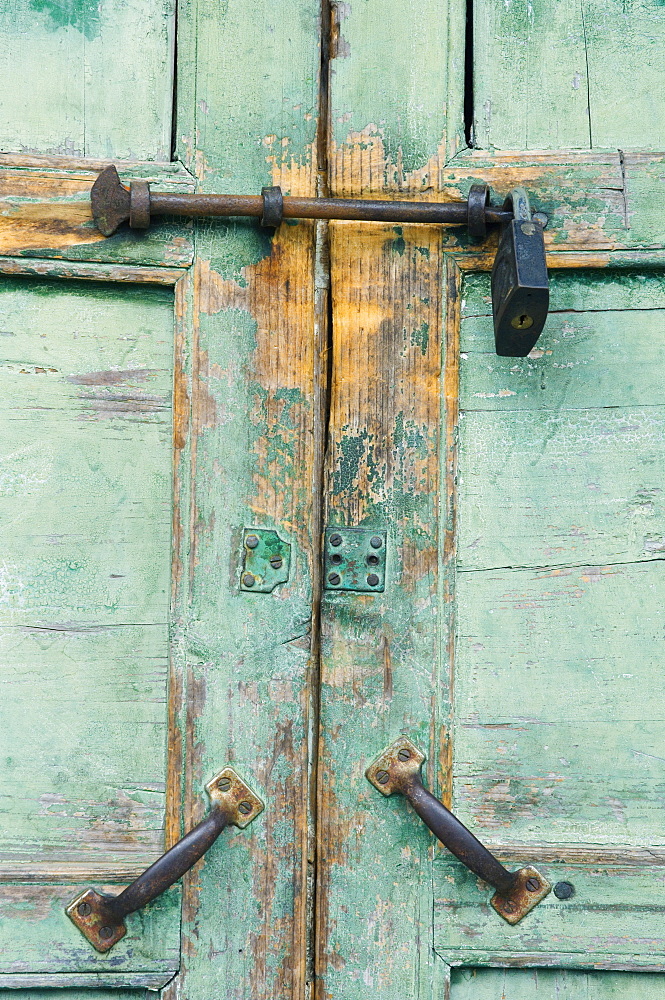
[370,536,383,548]
[242,573,256,588]
[328,572,341,585]
[367,573,380,586]
[245,534,259,549]
[554,881,575,900]
[99,926,114,940]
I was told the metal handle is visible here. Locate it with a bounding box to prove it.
[66,767,264,952]
[366,737,551,923]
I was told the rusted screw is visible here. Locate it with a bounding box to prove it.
[331,553,342,565]
[375,769,390,784]
[218,776,232,792]
[329,533,343,547]
[77,902,92,917]
[554,881,574,900]
[99,926,114,940]
[269,555,283,569]
[242,573,256,587]
[245,534,259,549]
[367,554,379,565]
[502,901,516,914]
[397,749,411,761]
[367,573,380,586]
[238,801,253,815]
[370,535,383,549]
[328,572,341,585]
[525,877,540,892]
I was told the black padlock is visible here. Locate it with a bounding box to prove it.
[491,188,549,357]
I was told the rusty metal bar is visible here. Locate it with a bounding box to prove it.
[91,165,512,237]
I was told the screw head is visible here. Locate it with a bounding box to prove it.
[329,533,343,547]
[532,211,548,229]
[331,553,342,565]
[520,221,536,236]
[242,572,256,588]
[245,534,259,549]
[367,573,380,587]
[99,926,114,940]
[367,554,379,566]
[554,881,575,900]
[328,572,341,586]
[269,555,283,569]
[397,748,411,761]
[502,901,516,914]
[370,535,383,549]
[238,801,253,815]
[218,776,232,792]
[77,902,92,917]
[375,769,390,784]
[525,877,540,892]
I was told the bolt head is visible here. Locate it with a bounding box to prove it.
[554,881,575,900]
[331,553,342,565]
[99,926,114,940]
[242,573,256,588]
[367,573,380,587]
[269,556,283,569]
[525,877,540,892]
[218,776,232,792]
[245,534,259,549]
[238,801,252,815]
[375,769,390,784]
[397,748,411,761]
[329,533,343,547]
[370,535,383,549]
[77,902,92,917]
[328,572,341,586]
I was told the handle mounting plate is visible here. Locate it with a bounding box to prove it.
[206,766,264,828]
[491,865,551,924]
[366,735,424,795]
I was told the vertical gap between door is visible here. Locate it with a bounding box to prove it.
[464,0,475,147]
[169,0,180,160]
[306,0,333,995]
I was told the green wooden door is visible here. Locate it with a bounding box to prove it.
[2,0,665,998]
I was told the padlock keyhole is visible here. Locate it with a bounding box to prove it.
[511,313,534,330]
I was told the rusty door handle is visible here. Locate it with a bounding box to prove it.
[366,737,551,923]
[66,767,264,952]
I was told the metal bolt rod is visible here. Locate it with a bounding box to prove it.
[91,166,513,237]
[405,773,517,896]
[149,192,511,226]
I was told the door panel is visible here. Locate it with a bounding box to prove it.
[0,0,175,159]
[450,967,665,997]
[0,276,179,979]
[473,0,665,149]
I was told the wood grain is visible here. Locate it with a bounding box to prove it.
[0,0,175,159]
[473,0,665,150]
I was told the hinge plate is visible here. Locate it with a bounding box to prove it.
[324,527,387,592]
[240,528,291,592]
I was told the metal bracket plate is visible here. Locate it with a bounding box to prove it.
[240,528,291,592]
[324,527,387,592]
[491,865,552,924]
[205,766,265,829]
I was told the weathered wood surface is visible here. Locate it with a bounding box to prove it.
[170,0,323,997]
[437,268,665,966]
[0,158,194,266]
[0,883,179,979]
[0,277,180,976]
[451,967,665,997]
[473,0,665,150]
[0,0,175,159]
